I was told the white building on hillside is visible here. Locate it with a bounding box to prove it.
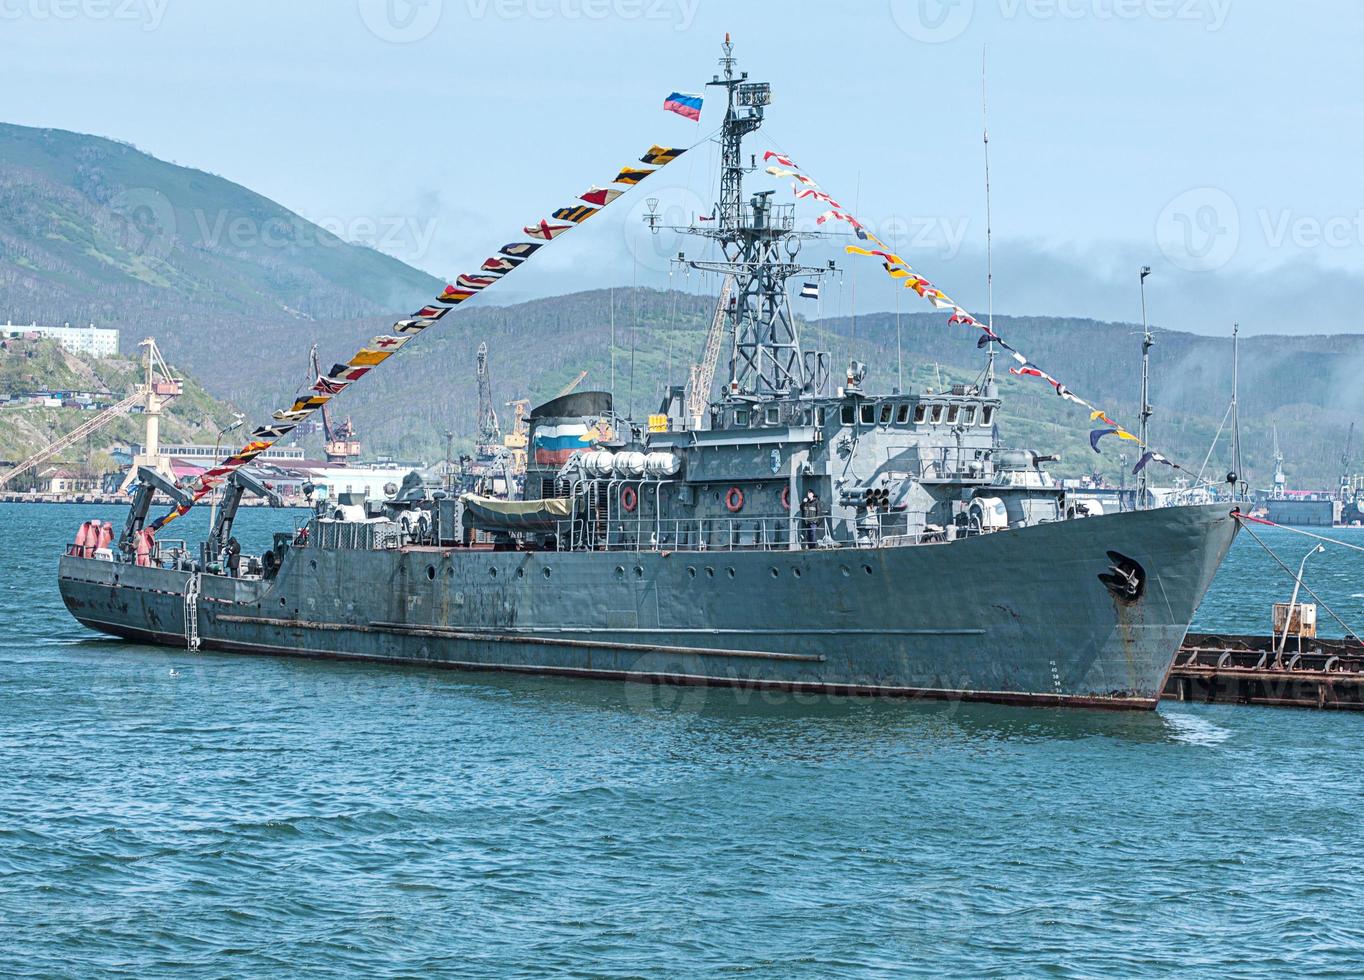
[3,321,120,357]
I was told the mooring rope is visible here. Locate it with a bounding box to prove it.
[1234,517,1362,641]
[1235,511,1364,555]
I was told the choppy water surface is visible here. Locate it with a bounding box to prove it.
[2,503,1363,977]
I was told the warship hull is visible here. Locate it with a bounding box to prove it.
[59,503,1238,710]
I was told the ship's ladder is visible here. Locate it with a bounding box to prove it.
[184,572,202,652]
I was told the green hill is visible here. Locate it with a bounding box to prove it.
[0,122,441,343]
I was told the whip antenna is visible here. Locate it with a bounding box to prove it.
[982,46,995,389]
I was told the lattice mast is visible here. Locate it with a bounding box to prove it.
[683,35,830,403]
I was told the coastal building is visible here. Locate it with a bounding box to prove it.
[36,467,100,495]
[2,321,120,358]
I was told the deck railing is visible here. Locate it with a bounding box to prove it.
[553,512,953,553]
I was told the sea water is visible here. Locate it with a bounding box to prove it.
[2,503,1362,976]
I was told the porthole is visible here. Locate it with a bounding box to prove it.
[614,565,625,579]
[489,566,498,578]
[516,567,525,578]
[426,565,436,581]
[706,567,715,578]
[770,567,779,578]
[543,567,552,579]
[727,567,736,579]
[279,597,288,607]
[634,566,644,578]
[309,559,318,570]
[687,566,696,578]
[792,567,802,578]
[863,564,874,576]
[840,565,850,578]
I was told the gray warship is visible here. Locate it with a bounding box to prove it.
[57,48,1239,709]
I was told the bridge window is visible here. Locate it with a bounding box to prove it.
[860,404,874,425]
[947,405,959,424]
[895,404,910,424]
[878,403,892,425]
[914,404,926,424]
[765,406,780,425]
[841,405,854,425]
[981,406,995,426]
[930,405,944,424]
[963,406,977,425]
[816,407,826,427]
[735,409,750,426]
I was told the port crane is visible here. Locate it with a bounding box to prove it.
[309,344,361,462]
[1,337,181,491]
[475,342,501,456]
[556,371,588,398]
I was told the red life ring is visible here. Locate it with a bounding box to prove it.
[725,486,744,512]
[780,485,791,510]
[621,485,638,513]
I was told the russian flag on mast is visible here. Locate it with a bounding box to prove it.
[663,91,703,121]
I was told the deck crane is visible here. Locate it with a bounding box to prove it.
[309,344,360,462]
[686,274,734,429]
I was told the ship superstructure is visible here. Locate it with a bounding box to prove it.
[57,43,1239,708]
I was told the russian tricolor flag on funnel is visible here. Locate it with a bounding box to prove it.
[533,423,592,465]
[663,91,703,121]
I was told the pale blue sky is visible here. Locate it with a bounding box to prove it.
[5,0,1362,333]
